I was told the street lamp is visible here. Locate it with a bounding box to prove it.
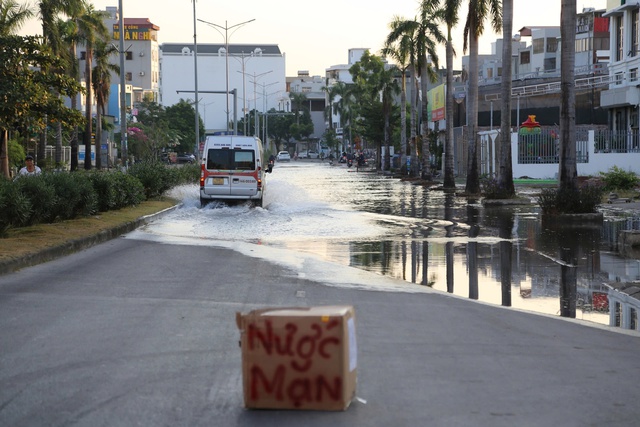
[198,18,255,134]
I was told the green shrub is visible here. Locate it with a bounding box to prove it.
[0,179,31,236]
[481,177,515,199]
[599,166,638,191]
[12,174,57,224]
[112,173,145,208]
[537,183,604,215]
[43,172,98,220]
[128,160,177,199]
[87,170,119,212]
[174,163,201,184]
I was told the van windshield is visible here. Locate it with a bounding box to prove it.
[206,149,256,170]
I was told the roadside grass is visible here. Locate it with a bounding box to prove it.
[0,198,177,263]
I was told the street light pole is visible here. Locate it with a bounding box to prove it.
[192,0,200,156]
[198,18,255,134]
[118,0,127,167]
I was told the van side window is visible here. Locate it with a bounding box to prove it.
[234,151,255,170]
[207,149,230,169]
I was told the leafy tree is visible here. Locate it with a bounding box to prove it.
[0,35,83,178]
[350,51,400,171]
[165,99,204,154]
[463,0,501,194]
[498,0,515,197]
[92,38,119,168]
[76,3,109,170]
[383,15,414,175]
[559,0,577,191]
[415,0,445,178]
[0,0,33,36]
[443,0,462,189]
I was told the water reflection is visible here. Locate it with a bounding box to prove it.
[162,163,640,330]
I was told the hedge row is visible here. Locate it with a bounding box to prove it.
[0,161,200,237]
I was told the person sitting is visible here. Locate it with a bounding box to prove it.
[18,155,42,176]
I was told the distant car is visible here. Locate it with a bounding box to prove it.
[298,151,308,159]
[277,151,291,161]
[177,153,196,164]
[307,150,319,159]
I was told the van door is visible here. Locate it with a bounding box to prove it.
[229,150,258,197]
[203,148,232,196]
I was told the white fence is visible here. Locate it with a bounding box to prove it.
[477,129,640,180]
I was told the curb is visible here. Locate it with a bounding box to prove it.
[0,204,180,276]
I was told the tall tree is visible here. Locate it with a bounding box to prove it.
[0,35,83,178]
[498,0,515,197]
[559,0,577,191]
[463,0,502,195]
[0,0,33,36]
[92,39,119,168]
[350,51,400,171]
[76,3,108,170]
[383,15,414,175]
[443,0,462,189]
[415,0,445,178]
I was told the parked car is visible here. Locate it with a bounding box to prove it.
[308,150,319,159]
[277,151,291,161]
[298,151,308,159]
[177,153,196,164]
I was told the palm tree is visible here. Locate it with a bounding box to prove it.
[497,0,515,197]
[415,0,445,178]
[383,15,414,175]
[0,0,33,36]
[463,0,501,195]
[37,0,84,168]
[443,0,462,189]
[76,3,109,170]
[559,0,577,191]
[92,39,119,169]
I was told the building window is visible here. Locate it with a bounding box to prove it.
[615,72,624,85]
[486,68,493,78]
[80,51,86,60]
[546,37,558,53]
[520,51,530,64]
[617,15,624,61]
[544,58,556,71]
[631,68,638,82]
[125,72,132,81]
[632,10,639,57]
[125,51,133,60]
[532,38,544,54]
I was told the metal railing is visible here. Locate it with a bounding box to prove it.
[594,129,640,153]
[517,128,589,164]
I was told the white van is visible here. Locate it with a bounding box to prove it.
[200,135,272,207]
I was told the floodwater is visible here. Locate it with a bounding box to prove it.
[128,161,640,329]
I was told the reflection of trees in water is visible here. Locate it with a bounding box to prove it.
[467,201,480,299]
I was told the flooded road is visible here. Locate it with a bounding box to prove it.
[129,161,640,329]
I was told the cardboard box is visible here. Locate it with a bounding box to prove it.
[236,305,357,411]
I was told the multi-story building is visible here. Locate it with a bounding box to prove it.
[287,71,327,147]
[159,43,286,135]
[601,1,640,132]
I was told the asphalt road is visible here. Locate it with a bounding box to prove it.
[1,234,639,426]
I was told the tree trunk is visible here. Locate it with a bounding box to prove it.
[400,70,407,175]
[465,19,481,195]
[420,62,430,180]
[416,55,427,178]
[95,105,102,169]
[1,129,9,179]
[498,0,515,196]
[411,66,418,176]
[559,0,577,190]
[444,25,456,188]
[84,51,93,170]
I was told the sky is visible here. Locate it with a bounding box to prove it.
[19,0,610,77]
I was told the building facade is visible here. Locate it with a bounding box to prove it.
[159,43,286,135]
